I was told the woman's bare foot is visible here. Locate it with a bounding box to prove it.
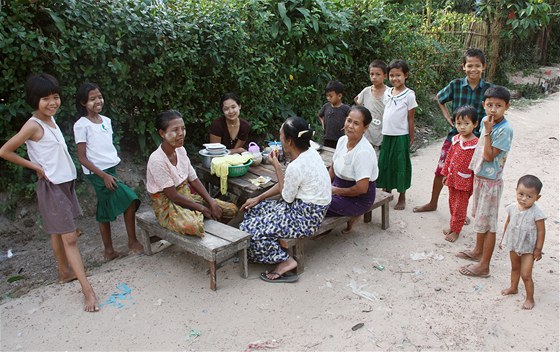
[104,250,120,261]
[58,271,77,284]
[445,232,459,243]
[128,241,144,254]
[442,228,451,236]
[83,290,99,312]
[501,287,518,295]
[413,202,437,212]
[267,257,297,280]
[394,193,406,210]
[522,299,535,310]
[342,217,359,234]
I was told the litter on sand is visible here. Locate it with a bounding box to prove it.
[348,280,380,302]
[244,339,280,352]
[352,323,365,331]
[100,283,134,309]
[185,329,201,341]
[410,251,444,261]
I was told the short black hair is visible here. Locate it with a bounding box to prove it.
[25,73,61,110]
[220,92,241,108]
[517,175,543,194]
[324,80,345,95]
[484,86,511,104]
[453,105,478,125]
[388,59,409,75]
[156,110,183,131]
[76,82,101,117]
[463,48,486,65]
[350,105,372,126]
[369,60,388,74]
[282,116,314,151]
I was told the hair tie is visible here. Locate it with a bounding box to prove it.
[297,130,308,138]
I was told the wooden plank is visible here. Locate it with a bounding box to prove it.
[203,220,250,244]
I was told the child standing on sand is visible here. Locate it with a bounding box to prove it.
[318,80,351,149]
[441,106,478,243]
[499,175,546,310]
[74,83,144,260]
[0,73,98,312]
[457,86,513,278]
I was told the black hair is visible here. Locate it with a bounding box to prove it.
[369,60,388,74]
[220,92,241,109]
[76,82,101,117]
[324,80,345,95]
[349,105,372,126]
[484,86,511,104]
[282,116,314,151]
[463,48,486,65]
[452,106,478,125]
[517,175,543,194]
[388,59,409,75]
[25,73,61,110]
[156,110,183,131]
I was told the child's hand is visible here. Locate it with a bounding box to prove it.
[35,167,49,181]
[483,115,494,133]
[498,241,503,250]
[102,173,118,191]
[442,176,447,186]
[533,248,543,261]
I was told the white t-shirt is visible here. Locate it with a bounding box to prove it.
[146,146,198,194]
[73,115,121,174]
[332,135,378,182]
[381,88,418,136]
[282,148,331,206]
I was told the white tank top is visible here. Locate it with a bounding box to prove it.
[25,116,77,184]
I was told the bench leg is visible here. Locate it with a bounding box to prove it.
[238,248,249,279]
[363,210,372,223]
[209,260,217,291]
[381,202,390,230]
[138,228,153,255]
[293,238,305,275]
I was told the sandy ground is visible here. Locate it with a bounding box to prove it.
[0,94,558,351]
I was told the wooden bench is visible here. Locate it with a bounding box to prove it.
[136,211,251,291]
[279,190,393,274]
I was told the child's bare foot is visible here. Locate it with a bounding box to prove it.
[445,231,459,243]
[394,194,406,210]
[104,250,120,261]
[413,202,437,212]
[501,287,518,295]
[83,290,99,313]
[58,272,77,284]
[128,241,144,254]
[341,217,359,234]
[522,298,535,310]
[442,228,451,236]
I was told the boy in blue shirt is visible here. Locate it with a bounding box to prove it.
[318,80,351,149]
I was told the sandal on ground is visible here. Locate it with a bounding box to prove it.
[260,271,299,283]
[455,250,480,262]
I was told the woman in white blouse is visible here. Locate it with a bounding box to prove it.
[326,106,378,232]
[240,117,331,282]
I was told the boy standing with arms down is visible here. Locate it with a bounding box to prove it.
[458,86,513,277]
[318,80,351,149]
[414,48,493,213]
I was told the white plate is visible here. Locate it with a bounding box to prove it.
[199,149,229,157]
[203,143,227,150]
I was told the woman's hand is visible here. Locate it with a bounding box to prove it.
[241,197,260,211]
[102,172,118,191]
[201,207,213,219]
[269,149,281,169]
[208,200,223,220]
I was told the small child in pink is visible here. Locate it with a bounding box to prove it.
[441,106,478,242]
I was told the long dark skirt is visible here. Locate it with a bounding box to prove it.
[326,176,376,217]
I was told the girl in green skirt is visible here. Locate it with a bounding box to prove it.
[377,60,418,210]
[73,83,143,260]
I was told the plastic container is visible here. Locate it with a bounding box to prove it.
[247,142,262,166]
[228,159,254,177]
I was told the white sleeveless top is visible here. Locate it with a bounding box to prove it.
[25,116,77,184]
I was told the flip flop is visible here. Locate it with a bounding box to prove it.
[260,271,299,283]
[455,250,480,262]
[459,265,490,278]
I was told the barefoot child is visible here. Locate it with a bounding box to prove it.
[354,60,389,154]
[457,86,513,278]
[499,175,546,310]
[73,83,144,260]
[0,73,98,312]
[318,80,351,149]
[441,106,478,242]
[414,48,493,213]
[376,59,417,210]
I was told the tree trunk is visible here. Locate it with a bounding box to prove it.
[486,17,503,82]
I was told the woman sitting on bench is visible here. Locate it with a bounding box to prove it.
[146,110,238,237]
[326,105,379,232]
[239,117,332,283]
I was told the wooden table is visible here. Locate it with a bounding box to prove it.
[195,146,335,203]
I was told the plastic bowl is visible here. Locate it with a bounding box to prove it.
[228,159,253,177]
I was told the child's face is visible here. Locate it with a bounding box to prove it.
[159,117,186,148]
[388,68,407,89]
[516,184,540,210]
[369,67,386,87]
[326,91,342,106]
[222,99,241,122]
[463,56,485,82]
[483,97,509,123]
[84,89,104,116]
[36,93,61,119]
[455,115,476,137]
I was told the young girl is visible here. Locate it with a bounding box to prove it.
[499,175,546,310]
[354,59,389,153]
[0,73,98,312]
[209,93,251,153]
[441,106,479,243]
[73,83,143,260]
[376,59,417,210]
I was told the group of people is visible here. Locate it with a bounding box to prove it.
[0,46,547,312]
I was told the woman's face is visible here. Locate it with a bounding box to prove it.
[160,117,186,148]
[222,99,241,122]
[344,109,367,140]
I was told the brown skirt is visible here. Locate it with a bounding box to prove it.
[36,179,82,235]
